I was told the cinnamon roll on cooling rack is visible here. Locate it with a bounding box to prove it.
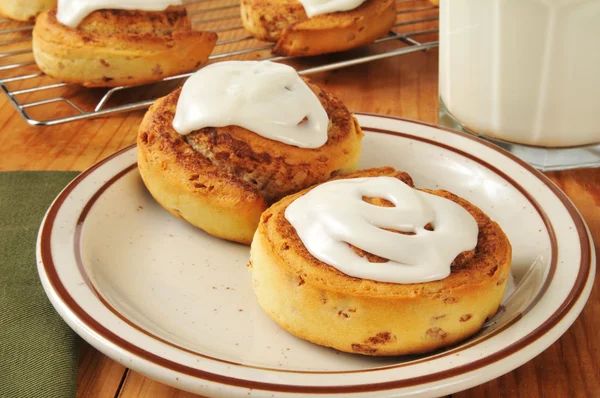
[0,0,55,21]
[0,0,56,21]
[32,1,217,87]
[137,61,363,244]
[249,167,512,355]
[241,0,396,56]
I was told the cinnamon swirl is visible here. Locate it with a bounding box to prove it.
[240,0,396,56]
[137,62,363,244]
[249,167,512,355]
[32,5,217,87]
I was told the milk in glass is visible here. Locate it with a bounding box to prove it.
[439,0,600,147]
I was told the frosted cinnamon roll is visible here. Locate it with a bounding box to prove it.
[32,1,217,87]
[241,0,396,56]
[249,167,512,355]
[137,61,363,244]
[0,0,55,21]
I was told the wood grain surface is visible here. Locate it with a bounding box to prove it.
[0,3,598,398]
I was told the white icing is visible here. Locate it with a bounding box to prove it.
[298,0,367,18]
[56,0,182,28]
[173,61,329,149]
[284,177,480,284]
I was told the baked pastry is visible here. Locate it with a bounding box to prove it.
[0,0,55,21]
[249,167,512,356]
[241,0,396,56]
[32,5,217,87]
[137,61,363,244]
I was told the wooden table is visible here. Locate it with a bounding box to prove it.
[1,48,598,398]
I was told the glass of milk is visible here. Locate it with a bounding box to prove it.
[438,0,600,171]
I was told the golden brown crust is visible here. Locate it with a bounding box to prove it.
[0,0,55,21]
[32,7,217,87]
[137,78,363,244]
[249,167,512,355]
[241,0,396,56]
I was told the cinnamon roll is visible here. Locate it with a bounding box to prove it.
[241,0,396,56]
[249,167,512,356]
[137,61,363,244]
[32,3,217,87]
[0,0,55,21]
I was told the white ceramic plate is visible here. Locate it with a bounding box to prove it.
[37,115,595,397]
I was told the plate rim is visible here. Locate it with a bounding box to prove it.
[37,114,595,395]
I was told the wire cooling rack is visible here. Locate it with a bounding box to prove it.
[0,0,438,126]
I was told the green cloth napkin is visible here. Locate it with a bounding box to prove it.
[1,171,80,398]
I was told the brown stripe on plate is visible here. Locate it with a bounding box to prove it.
[39,117,593,393]
[72,163,138,291]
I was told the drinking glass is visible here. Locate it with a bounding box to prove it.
[438,0,600,171]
